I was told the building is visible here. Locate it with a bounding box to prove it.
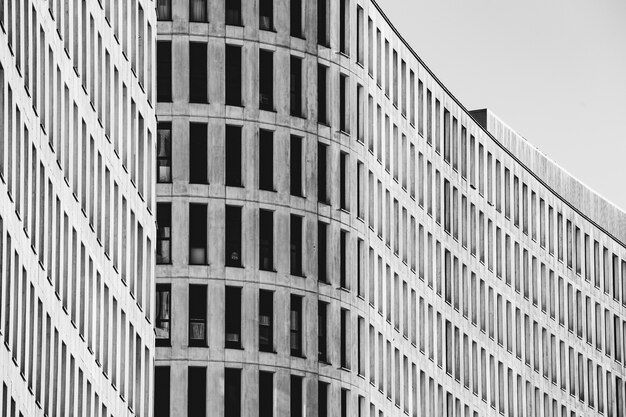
[0,1,156,416]
[154,0,626,416]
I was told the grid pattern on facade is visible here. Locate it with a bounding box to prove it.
[154,0,626,416]
[0,0,156,416]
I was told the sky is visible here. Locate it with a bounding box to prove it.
[376,0,626,212]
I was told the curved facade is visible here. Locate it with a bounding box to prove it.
[154,1,626,416]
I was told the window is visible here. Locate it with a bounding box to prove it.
[259,290,273,352]
[290,295,303,356]
[340,152,348,210]
[154,367,170,417]
[189,284,207,346]
[290,0,302,38]
[189,42,208,103]
[259,50,274,110]
[339,0,348,54]
[225,125,242,187]
[259,210,273,271]
[291,375,303,417]
[225,0,242,26]
[190,0,208,21]
[259,371,273,417]
[225,205,242,267]
[318,301,328,361]
[259,0,273,30]
[317,0,328,46]
[318,381,329,417]
[225,287,242,349]
[188,367,206,417]
[259,130,274,191]
[340,74,348,132]
[318,221,328,283]
[189,123,208,184]
[317,64,327,124]
[157,203,172,264]
[157,0,172,20]
[317,142,328,203]
[290,215,303,276]
[290,56,302,117]
[224,368,241,417]
[340,230,348,288]
[157,122,172,183]
[290,135,303,196]
[155,285,171,346]
[341,308,349,368]
[225,45,242,106]
[356,6,364,64]
[189,203,207,264]
[157,41,172,102]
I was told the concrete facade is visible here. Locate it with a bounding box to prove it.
[0,0,157,416]
[155,0,626,416]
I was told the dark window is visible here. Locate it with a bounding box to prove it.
[189,284,207,346]
[341,308,348,368]
[317,64,327,124]
[290,56,302,117]
[189,203,207,264]
[290,295,302,356]
[259,50,274,110]
[339,0,347,54]
[317,221,327,283]
[154,366,170,417]
[290,0,302,38]
[224,368,241,417]
[444,109,450,163]
[340,230,347,289]
[259,0,273,31]
[155,284,171,346]
[225,0,242,26]
[318,301,327,361]
[157,122,172,183]
[317,0,328,46]
[340,152,348,210]
[290,135,302,197]
[157,0,172,20]
[259,371,273,417]
[341,389,348,417]
[259,130,274,191]
[290,215,303,276]
[225,205,242,267]
[225,45,242,106]
[157,41,172,102]
[259,209,273,271]
[189,0,208,22]
[318,381,328,417]
[290,375,303,417]
[317,142,328,203]
[259,290,273,352]
[225,286,242,349]
[156,203,171,264]
[189,123,208,184]
[188,367,206,417]
[225,125,242,187]
[189,42,208,103]
[339,74,348,132]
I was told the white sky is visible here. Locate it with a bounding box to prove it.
[376,0,626,212]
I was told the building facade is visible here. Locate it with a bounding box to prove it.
[154,0,626,416]
[0,1,156,416]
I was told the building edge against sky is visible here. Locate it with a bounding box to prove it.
[0,0,157,416]
[154,0,626,417]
